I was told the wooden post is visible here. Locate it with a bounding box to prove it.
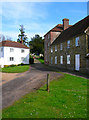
[47,73,49,92]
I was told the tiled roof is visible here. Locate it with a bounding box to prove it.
[0,40,29,49]
[51,15,89,45]
[44,24,72,36]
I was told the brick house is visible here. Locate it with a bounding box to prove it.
[44,15,89,75]
[44,19,72,64]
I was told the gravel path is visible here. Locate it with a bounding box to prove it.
[2,62,63,109]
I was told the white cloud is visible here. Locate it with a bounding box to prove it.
[2,2,46,22]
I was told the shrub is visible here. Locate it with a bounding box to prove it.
[21,63,24,66]
[29,57,34,64]
[4,65,9,68]
[10,64,16,67]
[40,56,44,60]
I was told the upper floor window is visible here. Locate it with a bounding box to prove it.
[10,48,14,52]
[10,57,14,61]
[51,47,53,53]
[21,49,24,53]
[67,55,70,64]
[60,56,63,64]
[55,56,57,64]
[48,34,50,39]
[75,37,79,47]
[60,43,63,50]
[55,45,57,51]
[67,40,70,48]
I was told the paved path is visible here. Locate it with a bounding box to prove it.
[2,61,62,109]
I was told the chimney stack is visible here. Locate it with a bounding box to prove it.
[62,18,69,30]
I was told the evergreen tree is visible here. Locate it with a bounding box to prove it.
[17,25,28,45]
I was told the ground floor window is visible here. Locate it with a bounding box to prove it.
[10,57,14,61]
[60,56,63,64]
[75,54,80,71]
[51,57,53,64]
[55,56,57,64]
[67,55,70,64]
[21,57,27,62]
[21,57,24,61]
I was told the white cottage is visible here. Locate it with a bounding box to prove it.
[0,40,29,68]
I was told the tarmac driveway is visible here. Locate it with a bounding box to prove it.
[2,62,62,109]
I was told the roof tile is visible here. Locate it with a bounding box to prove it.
[0,40,29,49]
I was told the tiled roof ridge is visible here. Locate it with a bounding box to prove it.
[44,24,63,36]
[44,23,72,36]
[51,15,89,46]
[0,40,29,49]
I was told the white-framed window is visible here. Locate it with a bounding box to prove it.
[21,57,27,62]
[67,55,70,64]
[60,43,63,50]
[75,37,79,46]
[10,48,14,52]
[67,40,70,48]
[51,57,53,64]
[51,47,53,53]
[10,57,14,61]
[21,49,25,53]
[21,57,24,61]
[55,45,57,51]
[55,56,57,64]
[60,56,63,64]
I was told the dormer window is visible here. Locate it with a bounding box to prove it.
[75,37,79,47]
[55,45,57,51]
[60,43,63,50]
[67,40,70,48]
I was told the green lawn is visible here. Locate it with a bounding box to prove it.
[2,74,88,118]
[38,58,44,64]
[1,65,30,73]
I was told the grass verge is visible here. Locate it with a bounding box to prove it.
[38,58,44,64]
[2,74,87,118]
[1,65,30,73]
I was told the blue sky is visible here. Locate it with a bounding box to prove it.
[1,2,87,42]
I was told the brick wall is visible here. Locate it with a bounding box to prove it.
[49,33,89,74]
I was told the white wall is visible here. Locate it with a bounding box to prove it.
[0,46,29,67]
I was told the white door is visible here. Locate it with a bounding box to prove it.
[75,54,80,71]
